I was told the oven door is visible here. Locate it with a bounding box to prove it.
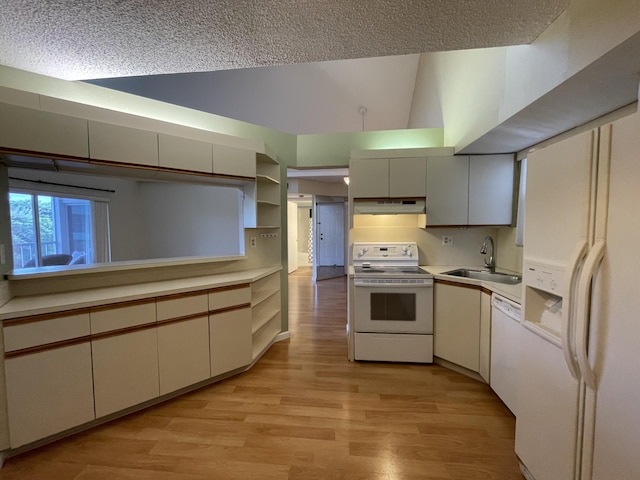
[354,281,433,334]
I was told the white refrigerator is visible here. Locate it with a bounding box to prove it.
[516,110,640,480]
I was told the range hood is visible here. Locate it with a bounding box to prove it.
[353,198,426,215]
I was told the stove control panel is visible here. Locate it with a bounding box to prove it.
[353,242,419,265]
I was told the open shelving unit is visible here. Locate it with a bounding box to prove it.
[244,153,281,228]
[250,271,281,360]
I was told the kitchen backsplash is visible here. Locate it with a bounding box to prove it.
[350,214,522,273]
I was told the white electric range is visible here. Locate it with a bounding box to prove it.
[352,242,434,363]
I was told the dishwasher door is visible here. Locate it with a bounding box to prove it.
[490,294,522,416]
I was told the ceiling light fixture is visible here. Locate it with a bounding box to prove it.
[358,106,368,132]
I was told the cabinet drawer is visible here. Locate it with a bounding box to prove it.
[208,285,251,311]
[156,292,208,322]
[90,300,156,334]
[3,311,90,352]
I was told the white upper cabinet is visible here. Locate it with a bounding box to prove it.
[158,133,213,174]
[0,103,89,158]
[89,121,158,167]
[468,154,514,225]
[426,154,515,226]
[212,143,256,178]
[349,158,389,198]
[389,157,427,197]
[426,155,470,226]
[350,157,426,198]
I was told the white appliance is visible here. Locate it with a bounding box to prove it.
[516,111,640,479]
[490,293,522,416]
[352,242,433,363]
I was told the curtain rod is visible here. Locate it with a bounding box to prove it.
[9,177,116,194]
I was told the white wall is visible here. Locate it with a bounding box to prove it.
[137,182,243,259]
[410,0,640,150]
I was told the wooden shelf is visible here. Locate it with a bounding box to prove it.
[252,288,279,307]
[257,174,280,185]
[251,308,280,334]
[251,314,280,360]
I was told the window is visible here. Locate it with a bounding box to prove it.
[9,192,110,269]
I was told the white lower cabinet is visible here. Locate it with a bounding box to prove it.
[157,316,211,395]
[92,328,160,418]
[5,343,95,447]
[434,281,481,372]
[479,290,492,382]
[210,307,252,377]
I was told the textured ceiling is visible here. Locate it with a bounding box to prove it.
[1,0,570,80]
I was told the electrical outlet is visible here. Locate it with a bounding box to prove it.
[250,236,257,248]
[442,235,454,246]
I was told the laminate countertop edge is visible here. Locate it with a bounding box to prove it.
[0,265,282,321]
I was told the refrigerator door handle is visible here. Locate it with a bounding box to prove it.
[575,239,605,390]
[562,240,588,380]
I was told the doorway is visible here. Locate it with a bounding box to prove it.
[314,197,346,281]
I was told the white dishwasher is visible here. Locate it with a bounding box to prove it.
[490,293,522,417]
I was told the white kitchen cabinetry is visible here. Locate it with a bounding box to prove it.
[468,154,514,225]
[350,157,427,198]
[90,300,159,417]
[426,154,514,226]
[210,307,252,377]
[251,272,281,360]
[213,143,257,178]
[434,281,481,372]
[208,284,252,376]
[88,120,158,167]
[479,289,492,383]
[0,103,89,158]
[156,292,211,395]
[244,153,281,228]
[158,133,213,174]
[2,311,94,448]
[426,156,470,226]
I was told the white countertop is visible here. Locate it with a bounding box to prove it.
[0,265,281,320]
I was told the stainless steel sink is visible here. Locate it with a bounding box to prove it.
[441,268,522,285]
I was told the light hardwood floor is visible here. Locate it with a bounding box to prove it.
[0,268,523,479]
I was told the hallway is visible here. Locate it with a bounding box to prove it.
[0,270,522,479]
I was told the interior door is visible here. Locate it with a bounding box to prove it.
[287,201,299,273]
[317,202,344,267]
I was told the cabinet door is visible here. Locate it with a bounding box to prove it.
[89,121,158,167]
[210,307,252,377]
[389,157,427,197]
[479,290,492,382]
[158,316,211,394]
[434,282,480,371]
[426,156,469,225]
[5,344,95,447]
[349,158,389,198]
[92,328,160,418]
[158,133,213,173]
[468,154,514,225]
[0,103,89,158]
[212,144,256,178]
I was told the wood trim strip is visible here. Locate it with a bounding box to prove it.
[209,303,251,316]
[89,297,156,313]
[90,322,158,342]
[156,290,208,303]
[5,336,91,359]
[0,147,89,164]
[156,312,208,326]
[209,283,251,294]
[435,279,482,291]
[3,307,91,327]
[481,287,493,296]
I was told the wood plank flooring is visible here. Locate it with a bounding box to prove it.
[0,268,523,479]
